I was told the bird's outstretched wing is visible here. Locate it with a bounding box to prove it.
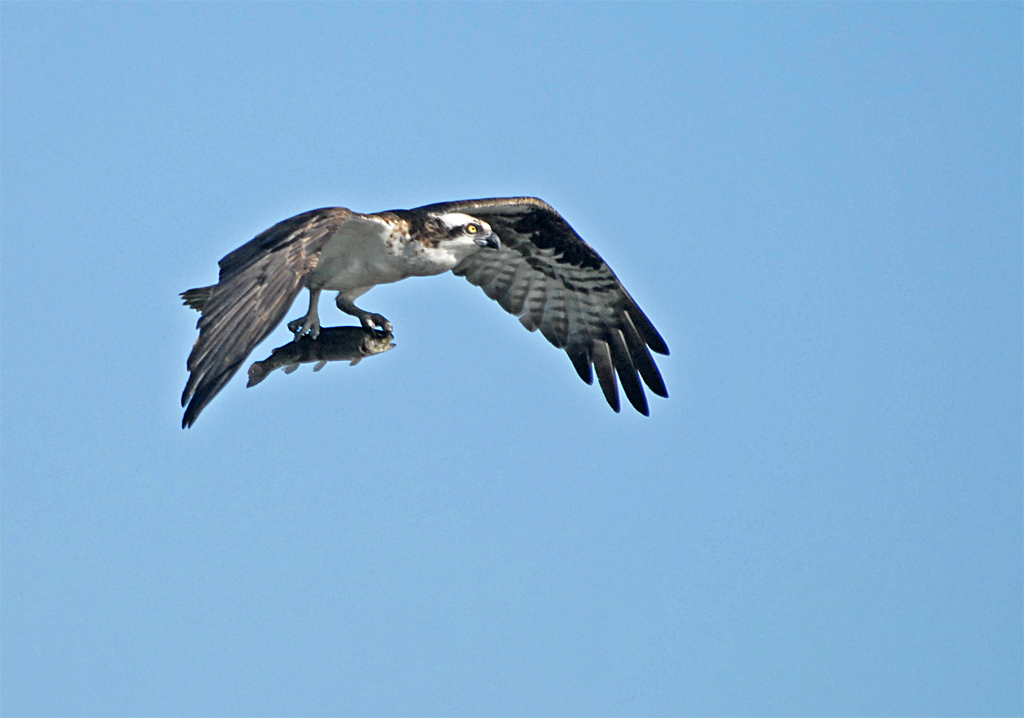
[181,207,351,427]
[420,197,669,415]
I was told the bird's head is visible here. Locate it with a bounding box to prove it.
[430,212,500,254]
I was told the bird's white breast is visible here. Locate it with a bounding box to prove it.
[309,215,474,294]
[310,217,410,291]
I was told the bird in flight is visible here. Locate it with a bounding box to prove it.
[181,197,668,427]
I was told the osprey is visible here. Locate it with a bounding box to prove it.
[181,197,668,427]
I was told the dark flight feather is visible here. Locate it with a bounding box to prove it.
[181,208,350,427]
[430,197,669,414]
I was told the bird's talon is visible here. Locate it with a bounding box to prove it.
[358,313,391,332]
[287,315,320,339]
[371,314,392,332]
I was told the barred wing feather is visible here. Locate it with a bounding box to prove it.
[428,197,669,415]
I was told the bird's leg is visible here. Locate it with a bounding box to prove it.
[287,288,322,339]
[336,294,393,333]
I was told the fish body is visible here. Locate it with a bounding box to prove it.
[246,327,395,387]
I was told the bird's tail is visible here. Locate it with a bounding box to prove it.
[181,285,214,312]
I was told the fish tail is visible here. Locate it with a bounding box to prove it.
[247,361,270,387]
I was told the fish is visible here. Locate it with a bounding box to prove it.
[245,327,396,387]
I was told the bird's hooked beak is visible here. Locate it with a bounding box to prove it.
[474,231,500,250]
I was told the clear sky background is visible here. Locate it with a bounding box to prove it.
[1,4,1020,716]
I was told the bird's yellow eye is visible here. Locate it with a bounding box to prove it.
[467,224,478,234]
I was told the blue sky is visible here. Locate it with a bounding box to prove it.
[1,3,1020,716]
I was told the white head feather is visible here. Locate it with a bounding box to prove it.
[435,212,483,232]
